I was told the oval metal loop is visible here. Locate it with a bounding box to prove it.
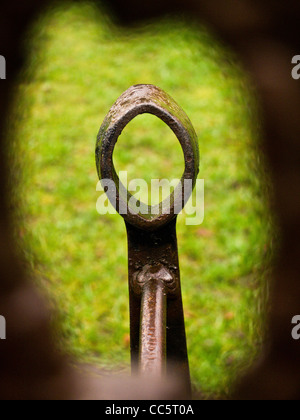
[96,84,199,231]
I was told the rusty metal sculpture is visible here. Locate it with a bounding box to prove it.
[96,84,199,393]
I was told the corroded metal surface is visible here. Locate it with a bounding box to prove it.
[96,85,199,394]
[139,278,167,376]
[96,84,199,231]
[126,219,190,388]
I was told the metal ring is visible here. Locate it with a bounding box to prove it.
[96,84,199,231]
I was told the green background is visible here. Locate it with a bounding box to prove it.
[11,2,273,397]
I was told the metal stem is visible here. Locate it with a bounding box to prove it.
[139,279,167,376]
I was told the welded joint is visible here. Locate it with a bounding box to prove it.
[131,263,178,297]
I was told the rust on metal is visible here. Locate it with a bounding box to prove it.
[96,84,199,394]
[139,277,167,376]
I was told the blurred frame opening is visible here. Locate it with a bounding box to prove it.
[10,1,274,398]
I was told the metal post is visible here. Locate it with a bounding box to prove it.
[139,279,167,376]
[96,84,199,396]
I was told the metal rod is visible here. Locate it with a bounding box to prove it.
[97,84,199,396]
[139,279,167,376]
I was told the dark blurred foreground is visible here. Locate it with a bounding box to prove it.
[0,0,300,400]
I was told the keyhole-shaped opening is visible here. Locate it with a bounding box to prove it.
[113,113,185,206]
[97,84,199,228]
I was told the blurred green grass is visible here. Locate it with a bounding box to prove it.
[11,2,273,397]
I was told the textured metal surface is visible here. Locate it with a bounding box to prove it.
[96,84,199,231]
[96,85,199,394]
[126,220,190,388]
[139,278,167,376]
